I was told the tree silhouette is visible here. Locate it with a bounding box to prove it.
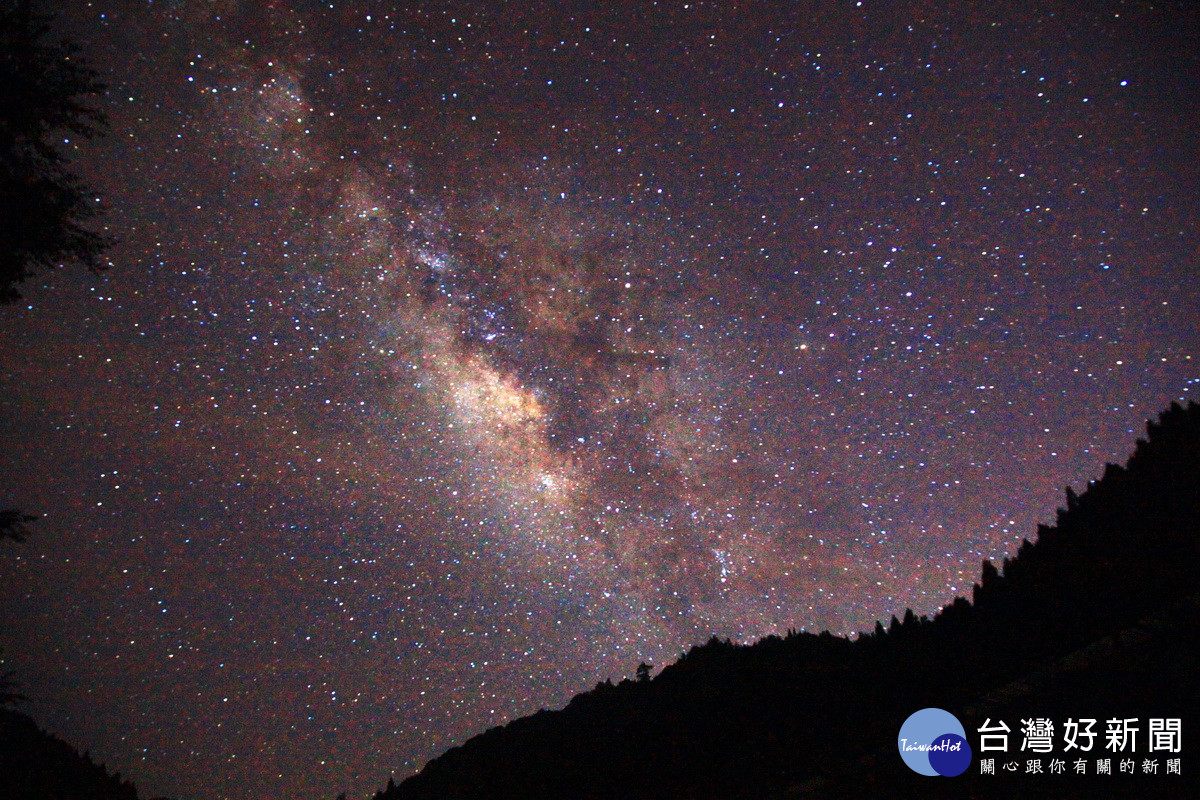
[1,0,111,554]
[0,0,110,302]
[0,0,112,729]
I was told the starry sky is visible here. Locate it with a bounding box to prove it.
[0,1,1197,798]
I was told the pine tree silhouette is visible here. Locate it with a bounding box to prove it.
[0,0,111,302]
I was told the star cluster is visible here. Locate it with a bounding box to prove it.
[0,2,1197,799]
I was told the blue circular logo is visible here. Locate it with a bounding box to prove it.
[898,708,972,776]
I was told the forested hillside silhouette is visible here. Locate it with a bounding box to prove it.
[0,709,148,800]
[372,401,1200,799]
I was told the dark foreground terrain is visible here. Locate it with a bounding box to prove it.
[4,403,1199,800]
[376,402,1200,800]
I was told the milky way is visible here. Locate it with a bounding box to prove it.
[1,2,1197,799]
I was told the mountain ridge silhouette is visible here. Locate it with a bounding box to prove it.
[0,707,151,800]
[372,401,1200,800]
[5,402,1198,799]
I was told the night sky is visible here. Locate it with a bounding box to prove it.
[1,1,1197,799]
